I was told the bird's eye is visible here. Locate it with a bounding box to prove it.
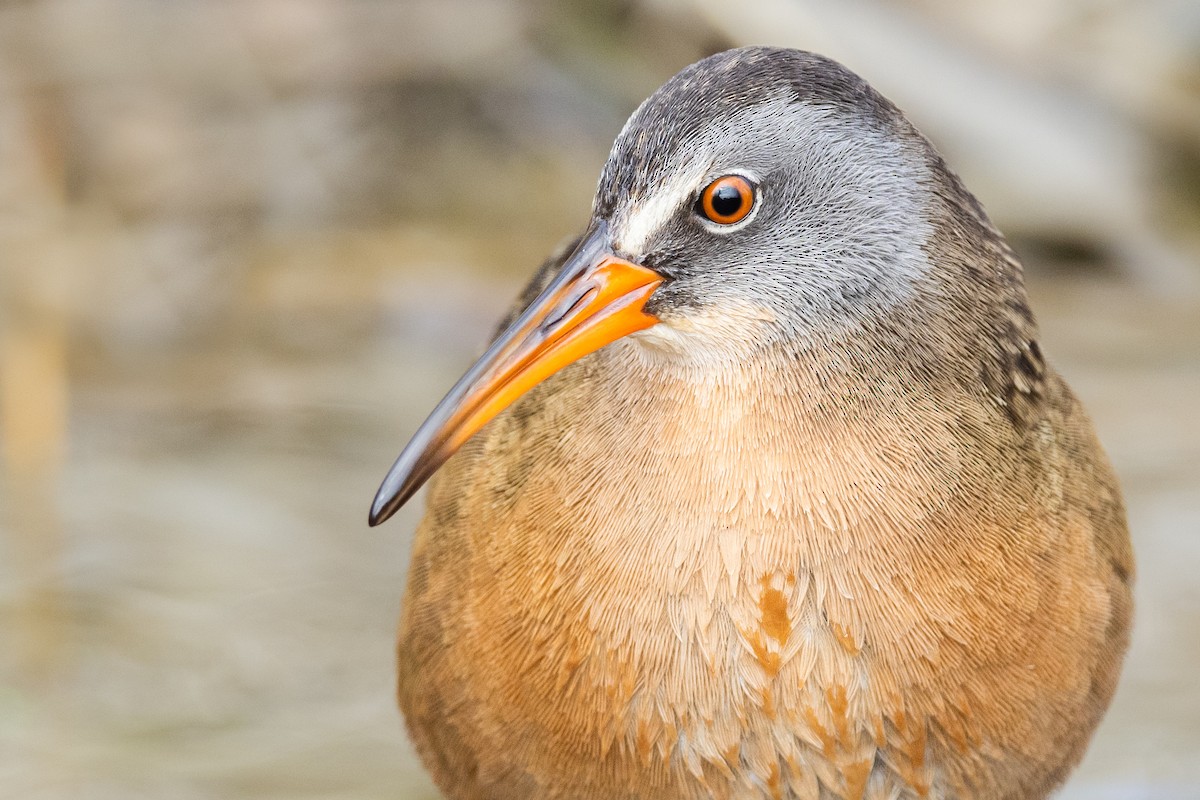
[697,175,756,226]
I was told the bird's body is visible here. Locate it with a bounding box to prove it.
[374,48,1133,800]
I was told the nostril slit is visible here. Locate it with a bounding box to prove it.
[545,287,597,329]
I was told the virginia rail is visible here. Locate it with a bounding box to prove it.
[370,47,1133,800]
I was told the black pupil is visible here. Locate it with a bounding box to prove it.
[711,184,744,218]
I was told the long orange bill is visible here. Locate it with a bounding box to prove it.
[369,223,663,526]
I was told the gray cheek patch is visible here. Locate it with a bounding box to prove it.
[722,100,933,287]
[605,98,934,341]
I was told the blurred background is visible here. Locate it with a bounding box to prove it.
[1,1,1198,798]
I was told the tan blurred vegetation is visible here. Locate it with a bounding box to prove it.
[1,1,1198,798]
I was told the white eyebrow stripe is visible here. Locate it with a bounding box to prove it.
[612,163,708,256]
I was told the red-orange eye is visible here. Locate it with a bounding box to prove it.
[698,175,756,225]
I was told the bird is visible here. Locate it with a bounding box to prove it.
[368,47,1134,800]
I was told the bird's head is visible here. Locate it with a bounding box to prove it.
[596,47,940,363]
[370,47,1003,524]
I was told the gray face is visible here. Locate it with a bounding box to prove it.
[594,48,939,361]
